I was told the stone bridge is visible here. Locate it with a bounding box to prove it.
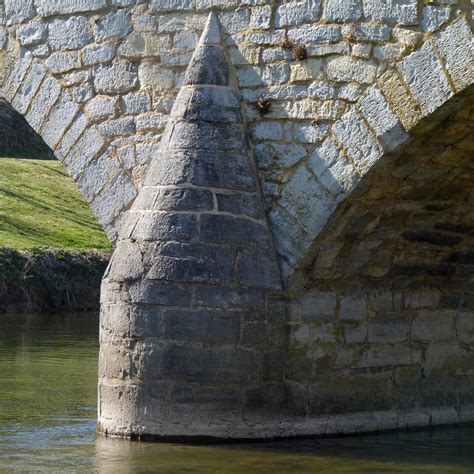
[1,0,474,439]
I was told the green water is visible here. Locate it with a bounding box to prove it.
[0,313,473,473]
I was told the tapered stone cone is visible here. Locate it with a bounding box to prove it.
[98,12,285,440]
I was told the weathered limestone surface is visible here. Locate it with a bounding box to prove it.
[0,0,472,243]
[0,1,473,440]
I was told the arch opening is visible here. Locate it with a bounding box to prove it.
[284,85,474,418]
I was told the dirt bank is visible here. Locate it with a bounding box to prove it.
[0,248,111,314]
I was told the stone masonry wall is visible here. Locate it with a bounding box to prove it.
[1,1,473,439]
[282,89,474,428]
[0,0,472,246]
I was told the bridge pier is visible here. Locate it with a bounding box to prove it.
[98,14,289,439]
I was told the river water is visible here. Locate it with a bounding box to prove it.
[0,312,473,473]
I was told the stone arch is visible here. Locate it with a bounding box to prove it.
[271,16,474,288]
[1,1,472,246]
[0,40,136,242]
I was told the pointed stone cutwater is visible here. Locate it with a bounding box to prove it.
[98,13,285,440]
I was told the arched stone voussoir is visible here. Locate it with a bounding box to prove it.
[0,41,137,242]
[274,15,474,290]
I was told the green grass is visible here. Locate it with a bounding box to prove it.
[0,158,111,249]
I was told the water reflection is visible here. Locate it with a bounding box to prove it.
[0,313,473,473]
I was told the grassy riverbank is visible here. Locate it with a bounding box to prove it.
[0,158,111,249]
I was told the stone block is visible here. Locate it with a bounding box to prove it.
[195,287,266,313]
[101,304,132,339]
[332,108,384,174]
[368,315,410,343]
[106,241,144,282]
[344,23,391,42]
[435,17,474,92]
[339,296,367,321]
[412,310,454,342]
[5,0,35,25]
[377,69,421,131]
[77,150,119,200]
[129,307,163,339]
[236,65,263,87]
[121,92,152,115]
[173,31,199,49]
[326,56,377,84]
[290,60,323,82]
[275,0,321,28]
[308,82,336,99]
[25,75,61,131]
[45,51,81,74]
[457,312,474,345]
[357,86,409,151]
[99,343,131,380]
[2,50,33,102]
[161,345,258,384]
[48,16,93,51]
[279,163,336,235]
[119,33,170,59]
[11,59,45,115]
[398,40,452,116]
[184,45,230,87]
[205,312,242,346]
[55,112,88,159]
[155,187,214,213]
[249,5,271,29]
[94,61,138,94]
[199,214,271,253]
[294,123,329,144]
[237,253,281,290]
[83,43,116,66]
[251,121,284,142]
[168,121,243,151]
[363,345,421,368]
[424,343,472,376]
[191,149,256,191]
[90,172,136,226]
[35,0,106,16]
[216,193,263,220]
[85,96,117,122]
[165,309,241,345]
[422,6,450,33]
[42,94,79,150]
[301,291,337,321]
[149,248,236,285]
[131,213,198,242]
[16,19,46,46]
[150,0,194,10]
[143,150,191,186]
[65,125,105,178]
[171,87,241,123]
[268,207,310,268]
[338,83,364,101]
[95,9,131,42]
[308,372,392,415]
[322,0,361,22]
[403,292,440,309]
[363,0,418,25]
[343,321,367,344]
[128,281,191,307]
[288,24,341,44]
[98,117,135,137]
[373,43,403,62]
